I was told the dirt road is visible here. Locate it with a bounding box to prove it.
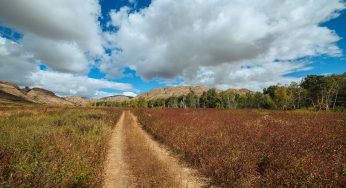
[103,111,208,188]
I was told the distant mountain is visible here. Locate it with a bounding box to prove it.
[0,81,73,106]
[136,86,210,100]
[135,86,250,100]
[63,96,94,106]
[64,95,133,106]
[0,80,251,106]
[100,95,133,102]
[225,88,251,95]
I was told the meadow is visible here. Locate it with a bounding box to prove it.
[135,109,346,187]
[0,106,121,187]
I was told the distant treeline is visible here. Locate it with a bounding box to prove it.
[94,73,346,111]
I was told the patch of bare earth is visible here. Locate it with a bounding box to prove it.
[103,111,209,188]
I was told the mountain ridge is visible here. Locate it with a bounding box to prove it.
[136,86,250,100]
[0,81,73,106]
[0,81,251,106]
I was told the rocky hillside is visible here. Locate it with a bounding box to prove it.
[64,95,133,106]
[136,86,210,100]
[0,82,31,103]
[1,81,251,106]
[136,86,250,100]
[225,88,251,95]
[100,95,133,102]
[63,96,95,106]
[0,81,73,106]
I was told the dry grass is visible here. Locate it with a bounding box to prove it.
[0,106,121,187]
[135,109,346,187]
[123,111,175,187]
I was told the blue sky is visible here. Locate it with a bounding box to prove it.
[0,0,345,97]
[287,9,346,77]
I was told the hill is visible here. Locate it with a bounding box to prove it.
[0,81,73,106]
[1,81,251,106]
[136,86,250,100]
[64,95,133,106]
[101,95,133,102]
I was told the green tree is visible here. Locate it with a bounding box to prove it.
[166,96,179,108]
[301,75,341,110]
[137,97,148,108]
[199,89,221,108]
[219,91,238,109]
[185,91,199,108]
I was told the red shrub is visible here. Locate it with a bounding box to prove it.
[135,109,346,187]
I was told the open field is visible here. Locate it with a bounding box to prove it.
[135,109,346,187]
[1,106,345,187]
[0,106,121,187]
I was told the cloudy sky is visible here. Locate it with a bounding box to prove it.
[0,0,345,98]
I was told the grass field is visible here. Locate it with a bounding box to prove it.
[135,109,346,187]
[0,106,121,187]
[1,106,345,187]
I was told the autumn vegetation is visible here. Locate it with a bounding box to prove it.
[135,109,346,187]
[97,73,346,111]
[0,106,121,187]
[1,73,345,187]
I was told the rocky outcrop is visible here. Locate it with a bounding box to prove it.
[64,96,94,106]
[64,95,133,106]
[0,81,73,106]
[225,88,251,95]
[0,81,32,102]
[100,95,133,102]
[26,88,73,106]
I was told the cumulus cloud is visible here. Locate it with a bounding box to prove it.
[0,36,135,98]
[0,0,136,97]
[106,0,345,90]
[0,0,104,73]
[109,7,131,27]
[0,37,39,84]
[28,71,135,98]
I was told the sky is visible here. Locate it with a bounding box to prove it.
[0,0,345,98]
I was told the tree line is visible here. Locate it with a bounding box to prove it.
[94,73,346,111]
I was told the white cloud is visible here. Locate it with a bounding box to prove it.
[23,35,89,73]
[28,71,135,98]
[0,37,39,84]
[122,91,137,97]
[109,7,131,27]
[0,36,135,98]
[0,0,104,73]
[106,0,345,90]
[94,91,137,99]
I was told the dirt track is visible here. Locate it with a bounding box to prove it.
[103,111,208,188]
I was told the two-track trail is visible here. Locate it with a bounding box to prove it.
[103,111,208,188]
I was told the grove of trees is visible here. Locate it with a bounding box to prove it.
[95,73,346,111]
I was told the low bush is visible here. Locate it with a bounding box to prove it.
[135,109,346,187]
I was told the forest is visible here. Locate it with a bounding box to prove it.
[95,73,346,111]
